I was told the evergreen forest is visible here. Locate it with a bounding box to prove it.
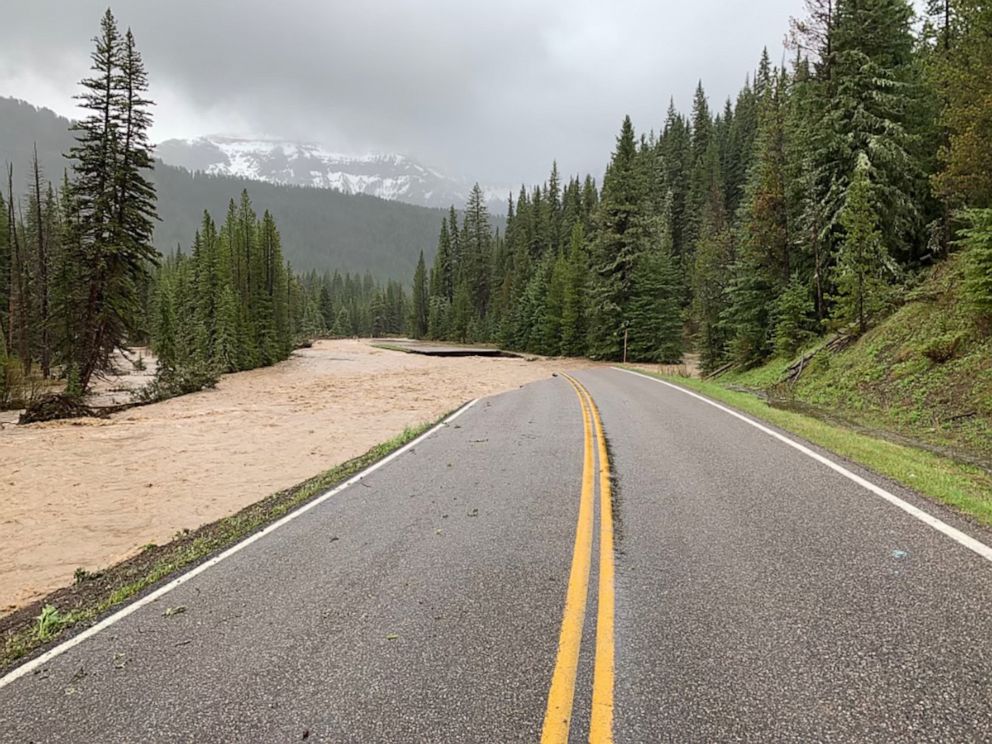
[409,0,992,374]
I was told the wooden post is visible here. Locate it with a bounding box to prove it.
[623,327,629,364]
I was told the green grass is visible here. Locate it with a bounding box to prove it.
[717,256,992,465]
[1,415,449,672]
[625,368,992,527]
[34,605,69,642]
[719,352,801,389]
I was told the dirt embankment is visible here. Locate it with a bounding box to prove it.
[0,340,595,615]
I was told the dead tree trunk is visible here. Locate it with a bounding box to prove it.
[33,146,51,378]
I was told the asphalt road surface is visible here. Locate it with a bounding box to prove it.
[2,367,991,742]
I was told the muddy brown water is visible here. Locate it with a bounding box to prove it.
[0,340,596,615]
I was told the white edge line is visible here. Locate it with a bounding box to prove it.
[612,366,992,564]
[0,399,480,690]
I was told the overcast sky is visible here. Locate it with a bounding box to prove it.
[1,0,809,186]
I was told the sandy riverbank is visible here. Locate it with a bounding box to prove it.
[0,340,595,614]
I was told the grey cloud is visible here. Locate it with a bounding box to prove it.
[0,0,805,186]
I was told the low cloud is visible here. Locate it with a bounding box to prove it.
[0,0,804,186]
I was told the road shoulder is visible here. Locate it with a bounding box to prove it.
[618,366,992,535]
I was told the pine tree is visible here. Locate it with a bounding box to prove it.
[255,209,288,360]
[773,273,816,356]
[726,68,792,366]
[461,184,493,319]
[515,262,549,352]
[724,256,775,367]
[0,189,8,359]
[429,218,454,302]
[560,223,589,357]
[959,209,992,317]
[931,0,992,207]
[660,103,692,265]
[67,10,158,390]
[29,148,52,377]
[151,271,176,370]
[171,259,199,365]
[627,242,683,363]
[427,296,449,340]
[816,0,925,264]
[52,172,83,379]
[114,28,156,261]
[832,156,892,333]
[369,292,386,338]
[692,227,733,372]
[448,206,461,282]
[331,307,355,338]
[318,282,334,328]
[301,290,325,337]
[588,116,648,359]
[685,82,714,254]
[691,140,734,372]
[449,280,472,343]
[411,249,428,338]
[192,213,219,361]
[536,253,566,354]
[214,284,240,372]
[7,167,30,374]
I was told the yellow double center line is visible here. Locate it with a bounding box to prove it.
[541,373,616,743]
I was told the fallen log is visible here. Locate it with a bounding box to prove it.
[19,394,108,424]
[703,361,735,379]
[782,333,854,384]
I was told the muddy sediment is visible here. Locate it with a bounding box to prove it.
[0,340,594,614]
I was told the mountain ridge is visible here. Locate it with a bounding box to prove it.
[155,134,509,213]
[0,96,456,279]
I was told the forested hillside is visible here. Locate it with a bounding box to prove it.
[721,252,992,463]
[410,0,992,379]
[0,97,447,278]
[152,166,446,278]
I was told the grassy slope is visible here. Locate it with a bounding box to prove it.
[664,253,992,527]
[723,255,992,464]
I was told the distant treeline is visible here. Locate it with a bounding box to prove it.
[153,197,408,376]
[411,0,992,371]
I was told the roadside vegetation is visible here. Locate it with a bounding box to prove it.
[625,250,992,529]
[0,417,445,674]
[719,254,992,466]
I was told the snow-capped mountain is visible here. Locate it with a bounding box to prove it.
[155,136,508,212]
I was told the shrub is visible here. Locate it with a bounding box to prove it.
[35,605,64,641]
[921,332,964,364]
[132,361,219,405]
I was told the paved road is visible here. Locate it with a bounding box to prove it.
[2,367,992,742]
